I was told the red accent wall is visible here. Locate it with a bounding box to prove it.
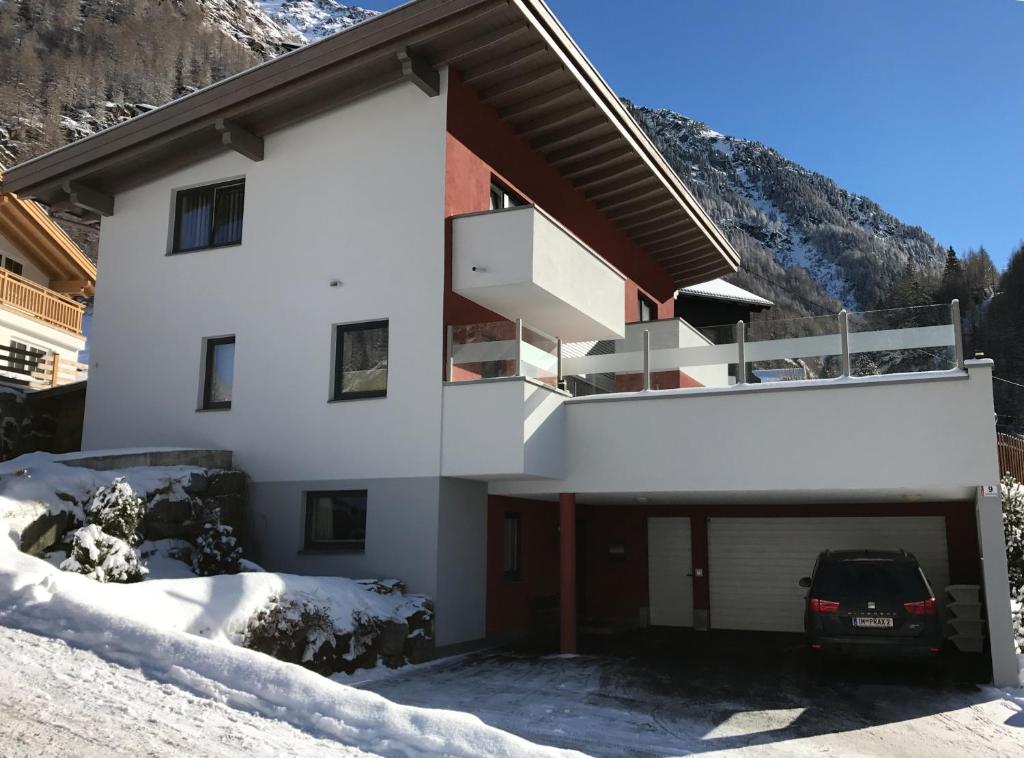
[488,500,982,635]
[443,69,675,338]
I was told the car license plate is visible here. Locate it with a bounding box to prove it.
[853,617,893,628]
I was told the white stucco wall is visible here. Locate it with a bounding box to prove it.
[83,78,450,483]
[492,362,1001,503]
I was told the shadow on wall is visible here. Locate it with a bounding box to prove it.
[0,381,86,460]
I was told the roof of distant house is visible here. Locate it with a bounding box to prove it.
[677,278,772,308]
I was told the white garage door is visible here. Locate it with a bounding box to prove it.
[647,517,693,627]
[708,517,949,632]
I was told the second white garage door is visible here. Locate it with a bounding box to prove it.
[708,516,949,633]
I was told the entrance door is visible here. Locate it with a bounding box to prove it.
[647,517,693,627]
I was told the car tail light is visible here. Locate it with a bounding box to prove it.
[808,598,840,614]
[903,598,936,615]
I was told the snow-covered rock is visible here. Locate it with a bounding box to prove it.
[258,0,378,43]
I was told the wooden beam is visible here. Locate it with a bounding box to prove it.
[573,163,648,192]
[646,231,713,255]
[513,100,593,138]
[49,279,93,295]
[531,116,607,151]
[605,198,678,223]
[461,41,548,86]
[584,174,659,204]
[615,203,682,230]
[397,48,440,96]
[633,221,703,246]
[497,82,579,120]
[560,147,635,180]
[479,61,563,101]
[214,118,264,161]
[546,133,621,165]
[61,181,113,217]
[431,21,530,66]
[595,187,670,215]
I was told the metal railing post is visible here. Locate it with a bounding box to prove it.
[735,321,746,385]
[642,329,651,391]
[556,337,562,386]
[515,318,523,377]
[445,324,454,381]
[839,309,851,378]
[951,299,964,369]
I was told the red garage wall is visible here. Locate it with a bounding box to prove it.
[488,500,983,637]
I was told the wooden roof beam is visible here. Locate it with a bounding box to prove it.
[497,82,579,120]
[460,41,548,86]
[546,133,620,165]
[430,20,530,66]
[572,163,648,192]
[214,118,264,161]
[479,61,564,102]
[513,99,593,137]
[397,48,440,96]
[559,147,634,180]
[632,221,703,246]
[596,187,671,215]
[531,117,608,151]
[616,203,683,230]
[585,174,660,204]
[645,229,714,255]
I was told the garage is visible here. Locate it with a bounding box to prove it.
[647,517,693,627]
[707,516,950,632]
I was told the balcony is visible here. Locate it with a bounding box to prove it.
[443,303,972,485]
[451,205,625,341]
[0,268,86,336]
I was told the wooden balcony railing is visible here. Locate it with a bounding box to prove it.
[0,268,86,335]
[0,343,87,388]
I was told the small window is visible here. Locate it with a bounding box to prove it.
[638,293,656,323]
[2,257,24,276]
[503,513,521,580]
[332,320,388,401]
[172,180,245,253]
[7,340,43,375]
[201,336,235,410]
[489,180,524,211]
[305,490,367,551]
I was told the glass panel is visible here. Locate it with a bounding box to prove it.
[207,339,234,405]
[449,321,518,381]
[744,313,842,383]
[560,338,621,396]
[175,187,213,251]
[521,325,558,386]
[846,303,954,376]
[212,183,245,246]
[309,491,367,546]
[339,323,389,395]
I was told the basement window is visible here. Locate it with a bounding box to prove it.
[305,490,367,551]
[172,179,245,253]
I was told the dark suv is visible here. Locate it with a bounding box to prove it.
[800,550,942,658]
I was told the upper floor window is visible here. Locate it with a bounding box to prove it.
[201,335,235,410]
[1,256,24,276]
[638,293,656,322]
[332,320,388,401]
[173,180,245,253]
[490,180,524,211]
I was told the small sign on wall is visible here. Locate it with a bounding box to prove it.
[979,484,999,498]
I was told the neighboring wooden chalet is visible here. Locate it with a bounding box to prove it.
[675,277,773,328]
[0,169,94,387]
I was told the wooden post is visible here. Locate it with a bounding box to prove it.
[49,352,60,387]
[559,492,577,654]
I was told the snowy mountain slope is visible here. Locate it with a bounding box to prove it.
[258,0,378,43]
[629,105,947,313]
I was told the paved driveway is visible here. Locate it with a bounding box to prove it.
[356,629,1024,757]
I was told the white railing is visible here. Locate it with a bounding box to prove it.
[446,301,964,397]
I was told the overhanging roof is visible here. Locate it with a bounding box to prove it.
[677,278,773,308]
[0,0,739,288]
[0,169,96,295]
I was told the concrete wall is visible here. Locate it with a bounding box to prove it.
[83,78,449,483]
[435,477,488,646]
[493,362,1000,503]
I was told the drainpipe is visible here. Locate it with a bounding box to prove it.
[642,329,651,391]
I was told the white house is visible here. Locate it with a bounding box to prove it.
[3,0,1016,685]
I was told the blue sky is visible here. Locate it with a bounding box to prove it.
[362,0,1023,267]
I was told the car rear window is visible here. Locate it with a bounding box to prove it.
[812,560,929,601]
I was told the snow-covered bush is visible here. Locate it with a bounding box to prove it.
[243,594,336,665]
[1000,475,1024,652]
[191,522,243,576]
[60,524,148,583]
[86,477,145,546]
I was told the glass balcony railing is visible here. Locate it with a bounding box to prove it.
[446,301,965,398]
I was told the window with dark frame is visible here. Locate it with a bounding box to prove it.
[503,513,521,580]
[201,336,235,410]
[489,180,525,211]
[305,490,367,551]
[2,257,24,276]
[333,320,388,401]
[8,339,43,374]
[637,293,656,323]
[172,180,245,253]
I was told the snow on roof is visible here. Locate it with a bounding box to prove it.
[676,278,773,308]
